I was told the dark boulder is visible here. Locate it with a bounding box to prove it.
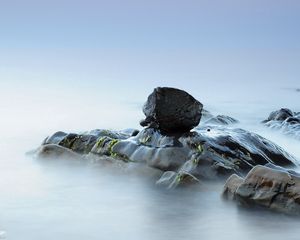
[223,164,300,216]
[140,87,203,133]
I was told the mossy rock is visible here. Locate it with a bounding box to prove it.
[39,125,297,184]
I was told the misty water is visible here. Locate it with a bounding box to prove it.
[0,84,300,240]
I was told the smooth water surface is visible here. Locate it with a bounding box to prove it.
[0,84,299,240]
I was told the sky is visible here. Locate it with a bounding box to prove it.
[0,0,299,120]
[0,1,299,90]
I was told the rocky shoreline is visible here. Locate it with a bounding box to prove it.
[262,108,300,140]
[32,87,300,216]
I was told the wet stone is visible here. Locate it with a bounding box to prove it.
[38,125,297,184]
[140,87,203,133]
[33,88,299,190]
[222,164,300,216]
[202,115,239,126]
[262,108,300,140]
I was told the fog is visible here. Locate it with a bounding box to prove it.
[1,0,300,238]
[0,82,299,239]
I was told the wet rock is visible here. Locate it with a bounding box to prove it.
[223,165,300,216]
[140,87,203,133]
[43,132,98,154]
[263,108,293,122]
[264,163,300,177]
[42,129,133,155]
[222,174,244,200]
[87,129,132,139]
[121,128,140,137]
[156,171,200,189]
[262,108,300,139]
[117,126,296,179]
[197,109,239,126]
[36,144,82,160]
[35,88,298,188]
[203,115,239,126]
[40,124,297,184]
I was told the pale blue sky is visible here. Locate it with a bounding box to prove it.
[0,0,300,141]
[0,0,299,101]
[1,0,299,48]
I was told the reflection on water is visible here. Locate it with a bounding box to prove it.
[0,87,299,240]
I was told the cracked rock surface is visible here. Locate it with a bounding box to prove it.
[223,164,300,215]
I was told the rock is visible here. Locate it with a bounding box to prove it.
[203,115,239,126]
[42,129,133,155]
[156,171,200,189]
[222,174,244,200]
[223,165,300,216]
[263,108,293,122]
[262,108,300,139]
[121,128,140,137]
[36,144,83,160]
[43,132,98,154]
[197,109,239,126]
[264,163,300,177]
[34,89,298,189]
[140,87,203,133]
[87,129,132,139]
[40,125,297,183]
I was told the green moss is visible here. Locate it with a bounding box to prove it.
[139,135,151,145]
[95,137,106,148]
[189,142,204,153]
[108,139,119,153]
[108,139,131,162]
[60,136,76,149]
[234,159,241,165]
[176,174,183,183]
[95,138,132,162]
[196,143,203,153]
[110,152,118,158]
[70,136,81,150]
[197,144,203,152]
[112,152,131,162]
[193,158,199,165]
